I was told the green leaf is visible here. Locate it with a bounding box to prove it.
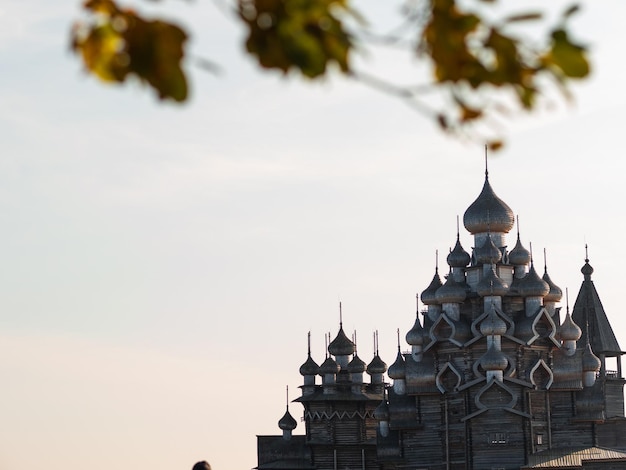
[546,28,590,78]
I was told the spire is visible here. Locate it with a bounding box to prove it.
[484,144,489,179]
[307,331,311,356]
[571,250,621,355]
[278,385,297,433]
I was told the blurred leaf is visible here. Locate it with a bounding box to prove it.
[502,12,542,23]
[73,1,188,101]
[238,0,353,78]
[488,140,503,151]
[544,28,590,78]
[563,4,581,18]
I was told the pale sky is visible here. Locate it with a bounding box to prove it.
[1,1,626,469]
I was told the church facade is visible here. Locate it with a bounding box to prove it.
[255,170,626,469]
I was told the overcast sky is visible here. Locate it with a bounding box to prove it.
[1,1,626,469]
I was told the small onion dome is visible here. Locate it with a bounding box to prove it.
[299,355,319,376]
[347,354,367,373]
[328,327,356,356]
[447,237,471,268]
[509,236,531,266]
[278,409,297,431]
[475,234,502,265]
[582,344,602,372]
[476,266,509,297]
[406,315,425,346]
[367,355,387,375]
[559,312,582,341]
[480,343,508,371]
[373,400,390,420]
[436,274,467,304]
[542,270,563,302]
[517,264,550,297]
[582,259,594,278]
[388,350,406,379]
[319,356,340,375]
[192,462,211,470]
[463,175,515,235]
[421,269,443,305]
[480,310,507,336]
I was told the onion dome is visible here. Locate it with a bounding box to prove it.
[192,462,212,470]
[463,174,515,235]
[582,344,602,372]
[406,314,425,346]
[475,234,502,265]
[581,259,594,279]
[517,263,549,297]
[367,354,387,374]
[319,356,340,375]
[388,350,406,379]
[373,400,390,420]
[509,235,531,266]
[421,268,443,305]
[559,312,582,341]
[436,274,467,304]
[328,327,356,356]
[542,268,563,302]
[299,355,319,376]
[480,343,508,371]
[480,310,507,336]
[278,409,297,431]
[447,236,471,268]
[347,354,367,373]
[476,265,509,297]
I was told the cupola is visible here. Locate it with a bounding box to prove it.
[463,171,515,235]
[582,343,602,387]
[475,233,502,265]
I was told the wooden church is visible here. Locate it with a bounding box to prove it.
[255,169,626,469]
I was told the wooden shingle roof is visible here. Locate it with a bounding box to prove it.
[523,446,626,468]
[572,259,622,356]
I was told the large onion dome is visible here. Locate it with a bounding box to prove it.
[319,356,340,375]
[367,354,387,375]
[463,174,515,235]
[476,266,509,297]
[388,350,406,379]
[328,327,356,356]
[582,344,602,372]
[509,234,531,266]
[373,400,390,420]
[559,312,582,341]
[447,236,471,268]
[480,343,509,371]
[299,355,319,376]
[475,234,502,265]
[480,310,508,336]
[278,409,297,431]
[517,263,550,297]
[543,268,563,303]
[406,314,425,346]
[421,268,443,305]
[347,354,367,373]
[436,274,467,303]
